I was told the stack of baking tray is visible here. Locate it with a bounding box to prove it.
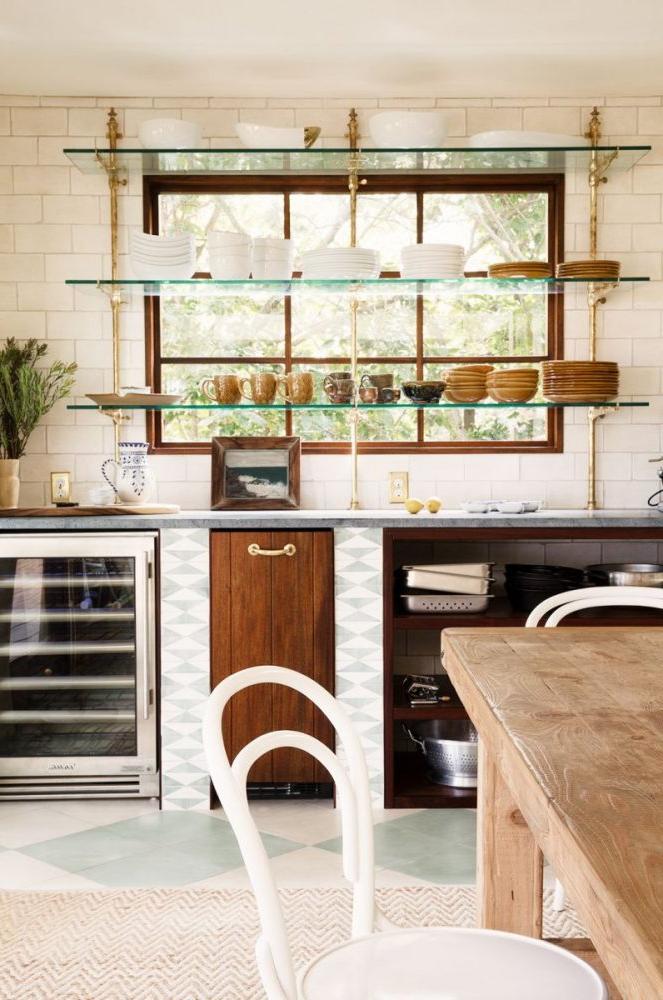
[401,563,494,614]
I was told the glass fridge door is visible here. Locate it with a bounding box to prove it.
[0,534,156,780]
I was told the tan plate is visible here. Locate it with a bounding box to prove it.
[86,393,183,407]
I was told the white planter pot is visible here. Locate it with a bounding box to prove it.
[0,459,19,508]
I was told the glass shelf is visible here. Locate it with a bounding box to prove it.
[63,145,652,177]
[67,401,650,412]
[65,276,649,299]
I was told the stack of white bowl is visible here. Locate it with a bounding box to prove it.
[208,231,252,279]
[300,247,380,279]
[400,243,465,279]
[130,232,196,280]
[252,238,294,279]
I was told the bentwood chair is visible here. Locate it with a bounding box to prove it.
[527,584,663,910]
[203,665,606,999]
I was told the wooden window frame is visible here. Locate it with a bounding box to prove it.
[143,172,564,455]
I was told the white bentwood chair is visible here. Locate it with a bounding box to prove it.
[203,665,606,1000]
[526,583,663,911]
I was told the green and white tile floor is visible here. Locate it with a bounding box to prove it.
[0,800,478,890]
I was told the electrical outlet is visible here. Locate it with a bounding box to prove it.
[389,471,409,504]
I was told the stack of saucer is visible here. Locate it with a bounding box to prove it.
[208,231,252,279]
[488,261,552,278]
[542,361,619,402]
[130,232,196,280]
[400,243,465,279]
[252,237,294,279]
[486,367,539,402]
[444,364,493,403]
[300,248,380,279]
[556,259,621,280]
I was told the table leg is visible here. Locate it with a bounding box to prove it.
[477,741,543,936]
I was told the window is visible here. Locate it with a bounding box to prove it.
[144,174,563,453]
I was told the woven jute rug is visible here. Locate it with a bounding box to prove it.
[0,886,584,1000]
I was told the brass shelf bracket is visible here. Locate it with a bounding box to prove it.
[587,405,615,511]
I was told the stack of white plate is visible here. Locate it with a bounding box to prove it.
[130,232,196,280]
[208,231,252,279]
[300,248,380,279]
[252,237,294,279]
[401,243,465,279]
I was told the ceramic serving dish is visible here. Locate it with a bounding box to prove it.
[402,380,445,403]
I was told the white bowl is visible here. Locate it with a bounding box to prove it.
[235,123,316,149]
[468,130,590,148]
[208,230,252,246]
[461,501,492,514]
[252,260,293,279]
[209,254,252,279]
[368,111,447,149]
[138,118,203,149]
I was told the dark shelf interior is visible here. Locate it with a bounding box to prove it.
[392,752,477,809]
[393,673,468,720]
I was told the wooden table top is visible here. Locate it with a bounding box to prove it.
[443,627,663,1000]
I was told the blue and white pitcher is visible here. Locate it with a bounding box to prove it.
[101,441,156,504]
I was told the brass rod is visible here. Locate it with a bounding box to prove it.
[346,108,363,510]
[105,108,126,463]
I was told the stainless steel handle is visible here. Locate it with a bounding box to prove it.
[142,553,152,721]
[247,543,296,557]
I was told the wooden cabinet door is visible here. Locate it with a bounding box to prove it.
[210,530,334,783]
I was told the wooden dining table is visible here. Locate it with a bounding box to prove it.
[443,627,663,1000]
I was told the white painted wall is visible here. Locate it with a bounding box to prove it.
[1,93,662,510]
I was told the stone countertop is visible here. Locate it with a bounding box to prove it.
[0,508,662,530]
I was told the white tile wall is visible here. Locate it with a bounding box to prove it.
[0,93,661,509]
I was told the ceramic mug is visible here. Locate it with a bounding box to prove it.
[323,371,351,393]
[324,377,354,403]
[360,373,393,391]
[380,387,401,403]
[201,374,241,404]
[358,386,379,403]
[279,371,315,404]
[239,372,278,404]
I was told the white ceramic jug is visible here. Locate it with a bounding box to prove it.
[101,441,155,505]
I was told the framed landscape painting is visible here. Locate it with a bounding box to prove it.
[211,436,301,510]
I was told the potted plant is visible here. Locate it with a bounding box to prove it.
[0,338,77,508]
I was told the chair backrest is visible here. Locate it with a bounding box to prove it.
[202,665,375,1000]
[525,585,663,627]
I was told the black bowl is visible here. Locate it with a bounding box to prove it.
[402,380,445,403]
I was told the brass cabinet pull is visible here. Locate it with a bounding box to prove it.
[248,543,296,557]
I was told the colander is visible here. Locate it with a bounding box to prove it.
[403,719,479,787]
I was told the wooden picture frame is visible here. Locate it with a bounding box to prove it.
[211,437,300,510]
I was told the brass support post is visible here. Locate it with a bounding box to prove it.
[97,109,127,462]
[346,108,365,510]
[583,108,618,509]
[587,406,612,511]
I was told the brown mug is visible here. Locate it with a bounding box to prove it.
[279,371,315,404]
[360,372,393,391]
[358,386,379,404]
[239,372,278,404]
[380,387,401,403]
[324,377,354,402]
[323,371,352,395]
[201,374,241,404]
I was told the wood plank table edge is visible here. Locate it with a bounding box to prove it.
[443,627,663,1000]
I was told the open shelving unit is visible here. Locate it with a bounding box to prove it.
[383,525,663,808]
[63,107,652,509]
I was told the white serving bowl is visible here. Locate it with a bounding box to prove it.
[235,123,316,149]
[209,253,252,279]
[208,230,252,247]
[138,118,203,149]
[468,130,590,148]
[368,111,447,149]
[252,260,293,279]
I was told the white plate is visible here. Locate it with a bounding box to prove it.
[469,130,590,148]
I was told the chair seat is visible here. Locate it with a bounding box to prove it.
[300,927,606,999]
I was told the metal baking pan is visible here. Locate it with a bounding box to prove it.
[401,593,493,613]
[403,567,493,595]
[403,562,493,578]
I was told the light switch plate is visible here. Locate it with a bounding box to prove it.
[389,471,409,504]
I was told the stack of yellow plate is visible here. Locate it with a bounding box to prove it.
[542,361,619,402]
[444,364,493,403]
[488,261,552,278]
[556,259,621,280]
[486,367,539,403]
